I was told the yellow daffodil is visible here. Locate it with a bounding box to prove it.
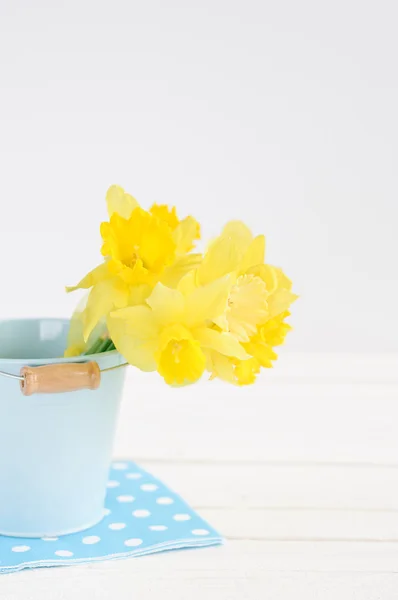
[107,278,249,386]
[65,185,202,349]
[194,220,297,385]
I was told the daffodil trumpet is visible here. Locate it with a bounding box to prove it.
[66,185,297,386]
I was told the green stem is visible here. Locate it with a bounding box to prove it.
[84,337,104,356]
[99,338,113,353]
[84,337,116,356]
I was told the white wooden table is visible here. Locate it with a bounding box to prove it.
[2,353,398,599]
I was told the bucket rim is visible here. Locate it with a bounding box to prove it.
[0,317,121,365]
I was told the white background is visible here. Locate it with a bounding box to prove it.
[0,0,396,352]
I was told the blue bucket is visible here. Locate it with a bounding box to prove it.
[0,318,126,537]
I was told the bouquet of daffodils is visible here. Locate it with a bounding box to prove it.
[65,185,297,386]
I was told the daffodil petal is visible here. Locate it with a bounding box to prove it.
[255,264,279,293]
[106,185,139,219]
[256,264,293,294]
[65,293,110,356]
[197,235,241,285]
[83,278,129,341]
[66,262,112,292]
[234,357,261,385]
[258,311,292,347]
[150,204,179,229]
[267,289,298,318]
[173,216,201,253]
[198,221,256,285]
[194,327,250,360]
[243,340,277,367]
[128,284,152,306]
[205,350,259,385]
[160,254,202,288]
[222,221,253,249]
[239,235,265,275]
[146,283,185,326]
[177,270,198,296]
[205,350,236,383]
[64,344,85,358]
[107,310,157,372]
[109,305,159,339]
[184,275,232,328]
[273,266,293,291]
[158,323,194,348]
[117,260,151,286]
[218,274,268,342]
[212,312,229,333]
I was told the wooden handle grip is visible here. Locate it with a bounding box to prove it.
[20,362,101,396]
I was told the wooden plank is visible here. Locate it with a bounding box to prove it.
[137,463,398,511]
[262,352,398,384]
[3,542,398,600]
[200,507,398,542]
[115,372,398,463]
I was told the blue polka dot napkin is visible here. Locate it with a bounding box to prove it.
[0,461,223,573]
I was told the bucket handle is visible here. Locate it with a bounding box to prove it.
[0,361,128,396]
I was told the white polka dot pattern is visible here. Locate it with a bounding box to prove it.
[0,461,221,573]
[132,509,151,518]
[82,536,101,545]
[55,550,74,557]
[156,497,174,505]
[107,480,120,488]
[140,483,158,492]
[108,523,126,530]
[113,462,129,470]
[124,538,143,547]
